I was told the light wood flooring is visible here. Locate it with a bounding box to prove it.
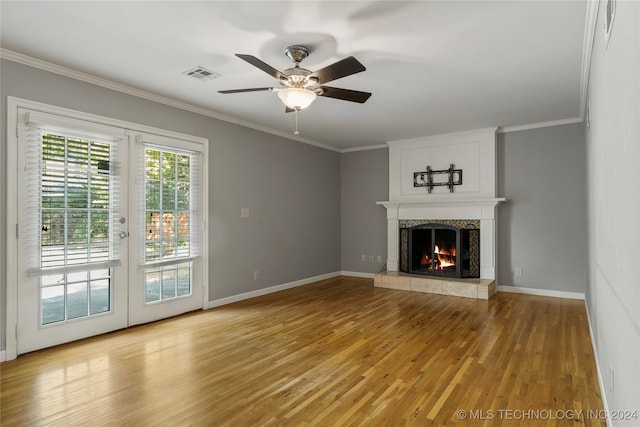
[1,276,604,426]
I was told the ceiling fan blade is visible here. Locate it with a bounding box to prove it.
[318,86,372,103]
[218,87,273,94]
[309,56,366,84]
[236,54,284,80]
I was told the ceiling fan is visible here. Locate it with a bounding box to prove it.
[219,45,372,112]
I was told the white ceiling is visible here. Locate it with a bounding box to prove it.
[0,1,588,151]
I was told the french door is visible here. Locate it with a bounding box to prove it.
[127,134,204,326]
[15,111,129,354]
[13,103,206,355]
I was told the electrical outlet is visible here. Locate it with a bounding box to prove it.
[377,255,382,263]
[369,255,374,263]
[515,267,523,277]
[253,270,260,281]
[361,254,366,262]
[241,208,250,218]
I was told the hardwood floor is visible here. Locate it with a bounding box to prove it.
[1,276,604,426]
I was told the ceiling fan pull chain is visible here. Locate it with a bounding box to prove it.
[294,109,300,135]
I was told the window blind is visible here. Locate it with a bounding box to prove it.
[136,134,203,269]
[21,110,125,276]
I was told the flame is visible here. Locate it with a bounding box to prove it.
[434,245,456,269]
[419,245,457,270]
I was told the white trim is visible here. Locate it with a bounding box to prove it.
[585,301,612,427]
[340,271,376,279]
[11,97,207,144]
[345,117,587,151]
[499,117,584,134]
[204,272,341,309]
[340,144,388,153]
[0,49,340,153]
[386,127,498,146]
[343,117,587,150]
[27,261,122,277]
[0,350,6,362]
[6,99,19,361]
[498,285,585,300]
[377,198,506,209]
[580,0,599,120]
[200,136,210,315]
[24,110,126,140]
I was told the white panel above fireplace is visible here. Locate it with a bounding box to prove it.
[388,127,498,201]
[401,142,480,195]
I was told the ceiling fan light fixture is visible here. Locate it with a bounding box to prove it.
[277,88,317,110]
[219,47,370,111]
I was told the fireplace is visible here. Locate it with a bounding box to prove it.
[377,127,505,298]
[400,220,480,278]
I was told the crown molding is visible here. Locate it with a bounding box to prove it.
[499,117,584,134]
[0,48,341,153]
[386,127,498,145]
[340,144,388,153]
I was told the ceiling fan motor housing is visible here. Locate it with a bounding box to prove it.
[282,67,317,89]
[284,45,310,64]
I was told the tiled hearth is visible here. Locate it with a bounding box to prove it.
[374,271,496,299]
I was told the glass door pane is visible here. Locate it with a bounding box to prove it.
[143,148,192,302]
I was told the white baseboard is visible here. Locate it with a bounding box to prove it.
[0,350,6,362]
[498,285,585,300]
[340,271,376,279]
[204,271,341,309]
[585,302,612,427]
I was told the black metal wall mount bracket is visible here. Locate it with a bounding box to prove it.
[413,164,463,193]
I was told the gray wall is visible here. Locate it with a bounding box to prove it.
[585,0,640,418]
[340,148,388,274]
[497,123,588,293]
[1,58,342,351]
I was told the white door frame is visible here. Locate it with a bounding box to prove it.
[4,97,209,361]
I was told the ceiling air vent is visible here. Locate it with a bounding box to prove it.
[183,66,220,82]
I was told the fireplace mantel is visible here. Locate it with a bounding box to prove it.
[376,198,506,210]
[377,198,506,280]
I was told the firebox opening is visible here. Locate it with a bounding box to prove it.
[404,222,479,279]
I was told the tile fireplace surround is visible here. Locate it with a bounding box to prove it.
[376,128,505,300]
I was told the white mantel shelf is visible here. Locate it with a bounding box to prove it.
[376,198,506,209]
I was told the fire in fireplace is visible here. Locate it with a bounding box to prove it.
[402,222,480,278]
